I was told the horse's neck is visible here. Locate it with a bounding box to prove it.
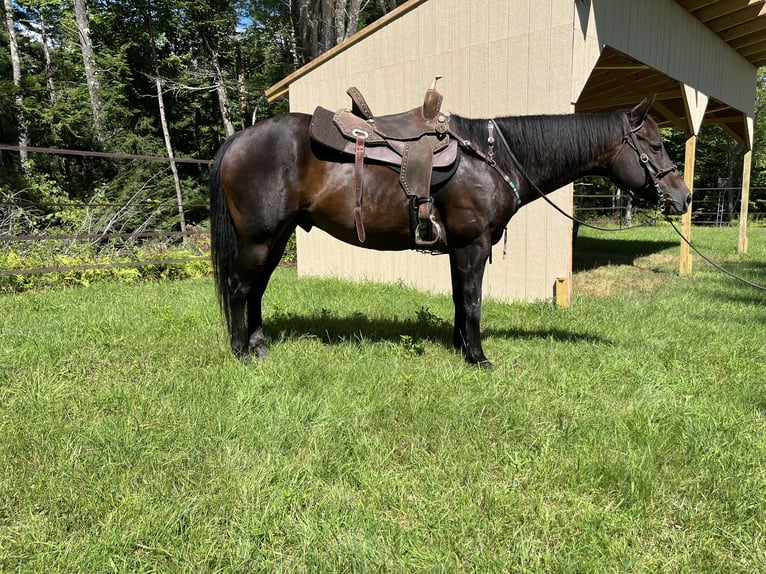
[502,114,621,196]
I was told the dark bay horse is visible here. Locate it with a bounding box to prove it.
[210,97,691,367]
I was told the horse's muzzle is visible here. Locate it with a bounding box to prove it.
[663,191,692,215]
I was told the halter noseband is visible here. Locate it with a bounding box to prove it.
[610,113,678,212]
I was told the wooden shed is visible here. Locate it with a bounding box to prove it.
[266,0,762,301]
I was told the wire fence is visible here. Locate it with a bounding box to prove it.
[1,145,212,279]
[0,197,210,278]
[573,185,766,227]
[2,143,763,278]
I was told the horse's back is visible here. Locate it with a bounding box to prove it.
[222,113,312,174]
[218,113,313,238]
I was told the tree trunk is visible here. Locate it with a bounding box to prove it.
[334,0,344,44]
[335,0,361,42]
[289,0,365,64]
[73,0,103,140]
[3,0,28,169]
[320,0,333,51]
[346,0,361,39]
[144,9,187,240]
[378,0,397,13]
[39,8,57,104]
[198,25,235,137]
[209,49,235,137]
[236,43,247,130]
[288,0,304,67]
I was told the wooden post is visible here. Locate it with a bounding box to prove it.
[555,276,571,308]
[680,135,696,276]
[738,150,752,254]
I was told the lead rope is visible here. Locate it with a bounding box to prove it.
[666,218,766,292]
[489,119,766,292]
[489,119,654,233]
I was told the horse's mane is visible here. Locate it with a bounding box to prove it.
[450,112,623,181]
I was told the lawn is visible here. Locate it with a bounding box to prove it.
[1,225,765,572]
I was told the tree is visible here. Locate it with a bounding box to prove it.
[73,0,103,141]
[189,0,239,137]
[287,0,403,65]
[2,0,28,169]
[143,3,187,238]
[752,68,766,186]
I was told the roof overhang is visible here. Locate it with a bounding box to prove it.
[576,46,753,147]
[676,0,766,67]
[266,0,761,148]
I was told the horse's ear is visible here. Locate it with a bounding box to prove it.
[629,95,656,127]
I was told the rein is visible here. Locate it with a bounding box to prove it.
[666,218,766,292]
[481,115,766,292]
[485,116,655,233]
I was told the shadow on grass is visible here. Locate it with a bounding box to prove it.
[267,312,612,349]
[573,235,677,271]
[694,260,766,309]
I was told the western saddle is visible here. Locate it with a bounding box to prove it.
[309,77,458,248]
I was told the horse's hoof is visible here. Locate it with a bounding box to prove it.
[476,359,495,370]
[248,334,269,361]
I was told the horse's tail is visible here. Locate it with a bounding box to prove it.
[209,133,240,336]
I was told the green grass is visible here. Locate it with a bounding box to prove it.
[1,226,765,572]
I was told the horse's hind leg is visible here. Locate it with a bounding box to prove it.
[240,225,295,360]
[228,280,250,359]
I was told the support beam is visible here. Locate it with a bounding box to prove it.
[680,135,697,276]
[681,84,708,135]
[738,150,752,254]
[679,85,706,278]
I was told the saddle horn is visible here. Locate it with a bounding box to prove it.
[423,75,444,121]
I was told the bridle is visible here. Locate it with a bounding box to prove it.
[609,113,679,212]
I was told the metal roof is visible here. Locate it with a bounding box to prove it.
[578,1,766,145]
[676,0,766,68]
[266,0,763,145]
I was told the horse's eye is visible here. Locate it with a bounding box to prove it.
[650,142,663,152]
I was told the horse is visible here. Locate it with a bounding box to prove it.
[209,96,691,368]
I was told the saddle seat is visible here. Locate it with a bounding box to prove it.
[308,78,458,248]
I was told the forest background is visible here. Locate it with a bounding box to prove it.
[1,0,765,277]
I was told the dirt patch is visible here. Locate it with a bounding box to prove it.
[573,253,677,298]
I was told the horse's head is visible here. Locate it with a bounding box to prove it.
[608,97,691,216]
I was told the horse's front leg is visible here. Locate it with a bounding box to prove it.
[448,236,492,368]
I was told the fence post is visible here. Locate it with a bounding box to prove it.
[738,150,752,254]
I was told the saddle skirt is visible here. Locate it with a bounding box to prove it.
[308,81,459,248]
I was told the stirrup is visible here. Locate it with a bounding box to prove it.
[415,215,442,248]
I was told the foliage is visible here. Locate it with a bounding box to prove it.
[0,237,211,293]
[0,0,410,248]
[1,226,765,571]
[0,193,212,293]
